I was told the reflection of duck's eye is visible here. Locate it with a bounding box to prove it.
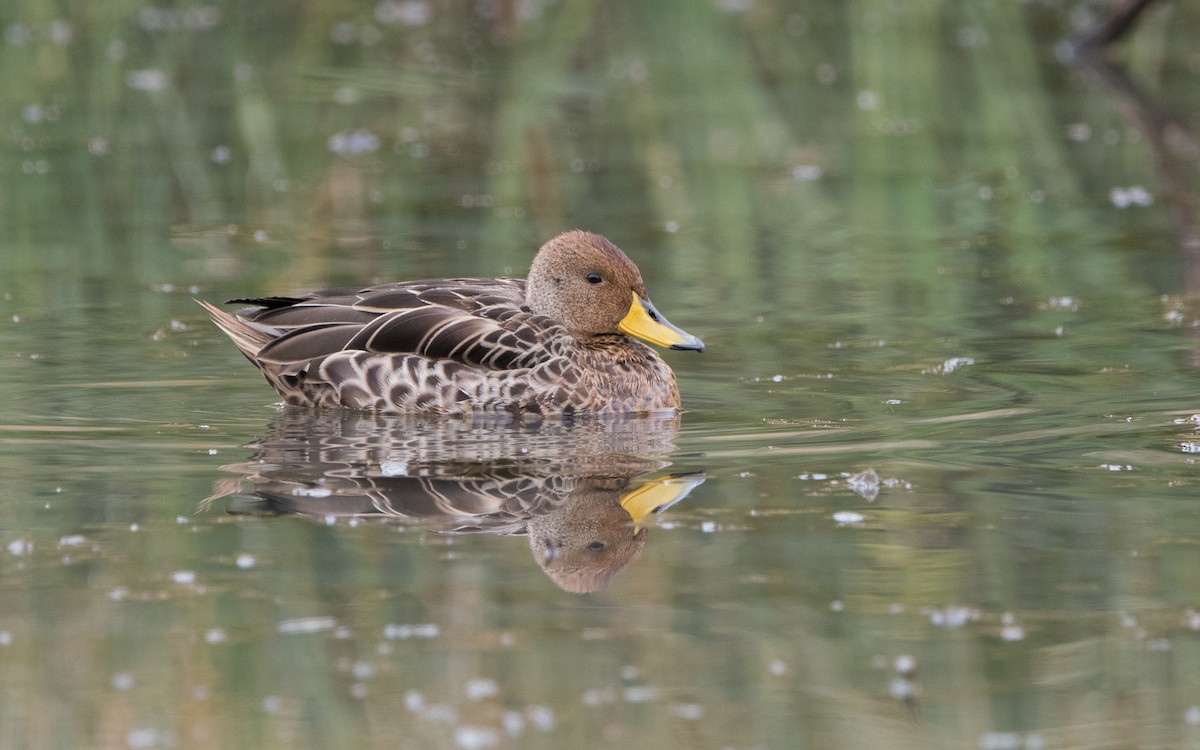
[587,541,606,551]
[586,272,602,284]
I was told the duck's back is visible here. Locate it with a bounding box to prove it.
[202,278,628,414]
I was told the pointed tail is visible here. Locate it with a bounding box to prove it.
[196,300,274,361]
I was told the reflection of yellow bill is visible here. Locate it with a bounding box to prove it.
[618,293,705,351]
[619,472,707,531]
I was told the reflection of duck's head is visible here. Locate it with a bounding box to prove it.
[525,472,705,593]
[527,488,647,594]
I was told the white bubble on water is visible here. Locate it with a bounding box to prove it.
[328,129,380,156]
[792,164,822,181]
[7,538,32,557]
[926,606,977,628]
[404,690,425,711]
[671,702,705,720]
[582,687,614,707]
[126,69,167,91]
[1066,122,1091,141]
[978,731,1026,750]
[125,728,170,749]
[384,622,439,639]
[376,0,432,27]
[625,685,662,704]
[1184,609,1200,630]
[527,705,555,731]
[927,356,975,374]
[277,616,335,634]
[501,710,524,736]
[423,703,459,723]
[1043,295,1078,310]
[848,468,881,501]
[454,726,499,750]
[464,678,498,700]
[1110,185,1153,208]
[856,90,879,110]
[889,677,918,700]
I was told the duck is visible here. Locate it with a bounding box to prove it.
[200,231,704,415]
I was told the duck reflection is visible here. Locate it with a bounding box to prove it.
[205,411,704,593]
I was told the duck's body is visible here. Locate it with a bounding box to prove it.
[202,231,703,415]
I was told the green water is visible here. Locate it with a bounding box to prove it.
[3,1,1200,748]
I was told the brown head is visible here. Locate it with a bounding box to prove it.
[525,231,704,351]
[526,488,648,593]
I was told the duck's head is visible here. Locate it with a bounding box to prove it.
[527,487,649,593]
[525,231,705,352]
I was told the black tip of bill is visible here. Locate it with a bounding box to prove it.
[670,336,705,353]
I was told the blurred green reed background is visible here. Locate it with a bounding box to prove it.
[4,0,1195,301]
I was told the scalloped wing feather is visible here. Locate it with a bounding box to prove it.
[343,305,558,370]
[225,278,555,372]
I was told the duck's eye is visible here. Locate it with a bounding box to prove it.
[586,272,602,284]
[587,541,606,551]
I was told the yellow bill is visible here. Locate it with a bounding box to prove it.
[617,293,705,351]
[619,472,707,531]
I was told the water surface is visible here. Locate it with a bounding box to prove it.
[3,2,1200,748]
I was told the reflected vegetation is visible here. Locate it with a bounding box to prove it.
[206,411,703,592]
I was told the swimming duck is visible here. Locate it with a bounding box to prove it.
[201,231,704,415]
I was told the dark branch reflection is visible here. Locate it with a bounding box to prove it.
[1064,3,1200,365]
[204,411,704,593]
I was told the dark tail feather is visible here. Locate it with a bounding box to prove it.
[197,300,275,360]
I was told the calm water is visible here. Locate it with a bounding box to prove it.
[3,2,1200,748]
